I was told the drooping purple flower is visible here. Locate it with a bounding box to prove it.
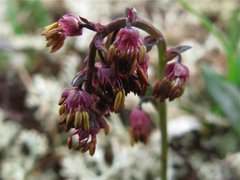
[126,7,137,23]
[58,88,93,132]
[114,28,143,53]
[129,108,151,145]
[42,14,83,53]
[107,27,149,93]
[42,22,65,53]
[59,88,92,112]
[152,61,189,101]
[59,14,83,36]
[164,62,189,84]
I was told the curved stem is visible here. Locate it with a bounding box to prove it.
[85,34,98,92]
[85,17,166,92]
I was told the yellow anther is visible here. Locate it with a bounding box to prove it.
[59,105,66,116]
[42,22,59,35]
[58,97,65,105]
[113,89,125,112]
[66,114,73,131]
[82,112,90,131]
[107,45,116,63]
[74,111,82,129]
[138,45,147,64]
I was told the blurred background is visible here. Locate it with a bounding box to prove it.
[0,0,239,179]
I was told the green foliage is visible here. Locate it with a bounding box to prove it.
[178,0,240,85]
[6,0,49,35]
[0,52,9,71]
[201,66,240,136]
[179,0,240,136]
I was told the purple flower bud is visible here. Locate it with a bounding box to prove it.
[59,14,83,36]
[107,27,149,91]
[127,7,137,23]
[129,108,151,145]
[164,62,189,84]
[152,62,189,101]
[114,28,142,53]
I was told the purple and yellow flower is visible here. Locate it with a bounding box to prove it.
[152,61,189,101]
[164,61,189,84]
[58,88,93,131]
[108,28,148,75]
[42,14,82,53]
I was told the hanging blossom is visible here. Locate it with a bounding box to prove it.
[129,108,151,145]
[58,88,93,131]
[152,61,189,101]
[42,14,83,53]
[42,7,190,156]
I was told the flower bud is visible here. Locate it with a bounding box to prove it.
[152,62,189,101]
[164,62,189,83]
[59,14,82,36]
[129,108,151,145]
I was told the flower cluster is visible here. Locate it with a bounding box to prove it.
[42,8,190,156]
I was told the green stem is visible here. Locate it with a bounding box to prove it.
[158,101,167,180]
[157,43,168,180]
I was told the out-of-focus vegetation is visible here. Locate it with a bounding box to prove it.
[0,0,239,180]
[179,0,240,136]
[7,0,49,35]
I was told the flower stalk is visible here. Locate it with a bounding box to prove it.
[42,7,190,178]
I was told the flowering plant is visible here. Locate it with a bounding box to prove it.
[42,7,191,180]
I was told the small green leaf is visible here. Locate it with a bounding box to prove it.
[166,45,192,61]
[176,45,192,53]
